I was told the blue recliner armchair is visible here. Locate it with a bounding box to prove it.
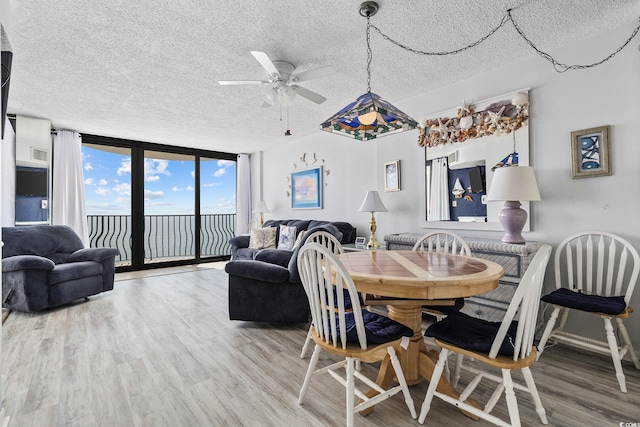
[2,225,120,312]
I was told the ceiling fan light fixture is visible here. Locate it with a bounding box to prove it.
[319,1,417,141]
[283,86,297,104]
[262,87,277,105]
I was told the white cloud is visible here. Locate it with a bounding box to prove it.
[85,178,95,185]
[213,168,226,177]
[191,170,195,179]
[144,158,171,182]
[113,183,131,196]
[203,182,221,187]
[117,158,131,176]
[144,189,164,200]
[217,160,234,167]
[84,162,93,171]
[99,179,108,185]
[172,186,180,192]
[186,186,193,191]
[96,187,111,196]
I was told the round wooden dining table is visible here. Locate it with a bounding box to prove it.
[337,250,504,414]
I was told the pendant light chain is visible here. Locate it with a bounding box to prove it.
[369,9,640,73]
[366,16,372,93]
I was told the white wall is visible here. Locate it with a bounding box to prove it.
[257,135,375,235]
[257,22,640,350]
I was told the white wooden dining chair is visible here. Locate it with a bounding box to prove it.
[299,230,345,359]
[413,231,471,386]
[537,231,640,393]
[297,243,417,427]
[412,231,471,321]
[419,244,552,427]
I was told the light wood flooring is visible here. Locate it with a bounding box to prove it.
[2,264,639,426]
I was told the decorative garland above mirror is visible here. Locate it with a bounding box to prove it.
[417,92,529,148]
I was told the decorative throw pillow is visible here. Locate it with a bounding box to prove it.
[277,225,297,250]
[248,227,276,249]
[293,230,307,249]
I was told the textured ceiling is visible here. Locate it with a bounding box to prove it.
[6,0,639,154]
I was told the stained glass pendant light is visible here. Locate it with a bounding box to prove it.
[320,1,418,141]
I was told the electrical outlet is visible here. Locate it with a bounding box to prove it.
[452,200,457,207]
[41,199,48,209]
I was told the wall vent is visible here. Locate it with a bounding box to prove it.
[31,147,48,162]
[447,150,458,164]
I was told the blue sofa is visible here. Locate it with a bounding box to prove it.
[225,220,356,323]
[229,219,356,260]
[2,225,120,312]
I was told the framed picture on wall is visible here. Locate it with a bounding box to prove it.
[384,160,401,191]
[291,166,323,209]
[570,125,610,178]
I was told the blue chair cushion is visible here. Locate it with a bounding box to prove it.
[338,309,413,345]
[541,288,626,315]
[422,297,464,316]
[425,312,518,357]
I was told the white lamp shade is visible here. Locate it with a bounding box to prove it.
[487,166,541,202]
[358,191,388,212]
[252,200,270,213]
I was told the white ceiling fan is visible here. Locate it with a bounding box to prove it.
[218,51,334,108]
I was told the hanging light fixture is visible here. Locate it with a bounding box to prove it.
[320,1,418,141]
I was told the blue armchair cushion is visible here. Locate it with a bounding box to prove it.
[48,261,102,286]
[337,309,413,345]
[2,255,55,272]
[541,288,626,315]
[254,249,293,268]
[69,248,120,263]
[425,312,518,357]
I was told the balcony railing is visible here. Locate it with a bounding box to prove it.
[87,214,236,266]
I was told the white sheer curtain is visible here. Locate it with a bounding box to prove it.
[52,130,89,246]
[429,157,450,221]
[236,153,251,235]
[1,115,15,226]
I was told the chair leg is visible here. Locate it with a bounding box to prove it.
[451,353,464,388]
[502,369,521,427]
[604,318,627,393]
[298,344,321,404]
[537,306,561,359]
[346,357,356,427]
[418,349,448,424]
[387,345,417,419]
[617,318,640,370]
[300,327,312,358]
[521,367,548,424]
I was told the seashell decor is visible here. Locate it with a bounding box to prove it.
[417,92,529,148]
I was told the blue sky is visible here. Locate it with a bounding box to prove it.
[82,145,236,216]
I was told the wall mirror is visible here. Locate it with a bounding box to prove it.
[419,90,530,231]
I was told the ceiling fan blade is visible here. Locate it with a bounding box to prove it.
[292,65,335,83]
[218,80,267,86]
[294,86,327,104]
[250,51,279,77]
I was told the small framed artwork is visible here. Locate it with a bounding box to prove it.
[571,125,611,178]
[291,166,323,209]
[384,160,401,191]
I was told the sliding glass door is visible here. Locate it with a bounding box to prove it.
[82,135,236,271]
